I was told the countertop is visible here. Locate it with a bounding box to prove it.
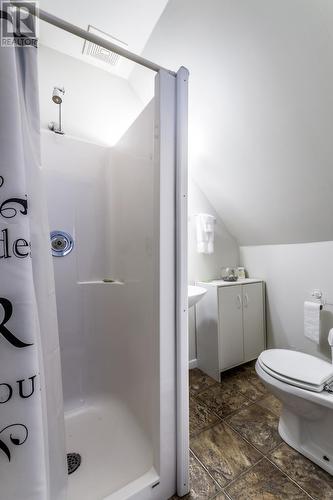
[196,278,263,287]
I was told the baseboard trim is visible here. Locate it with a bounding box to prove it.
[189,358,198,369]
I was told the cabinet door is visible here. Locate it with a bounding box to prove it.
[243,283,265,361]
[218,285,244,370]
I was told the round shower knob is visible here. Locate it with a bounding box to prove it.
[50,230,74,257]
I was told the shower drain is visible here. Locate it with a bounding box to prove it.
[67,453,81,475]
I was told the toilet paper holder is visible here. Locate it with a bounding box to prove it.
[313,291,333,359]
[311,289,333,309]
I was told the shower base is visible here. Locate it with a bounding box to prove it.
[65,397,154,500]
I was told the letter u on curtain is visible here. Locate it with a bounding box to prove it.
[0,8,67,500]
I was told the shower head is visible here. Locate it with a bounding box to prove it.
[49,86,65,134]
[52,86,65,104]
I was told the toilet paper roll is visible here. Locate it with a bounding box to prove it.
[304,301,321,344]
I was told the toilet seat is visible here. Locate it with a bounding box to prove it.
[258,349,333,392]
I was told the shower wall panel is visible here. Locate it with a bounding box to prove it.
[104,100,158,448]
[41,78,177,498]
[42,100,159,475]
[41,132,108,411]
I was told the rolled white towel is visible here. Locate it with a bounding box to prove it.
[195,213,215,254]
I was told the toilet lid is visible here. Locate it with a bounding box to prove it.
[259,349,333,391]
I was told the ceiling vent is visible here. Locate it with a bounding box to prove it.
[82,25,128,67]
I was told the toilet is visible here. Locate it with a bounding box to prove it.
[256,349,333,474]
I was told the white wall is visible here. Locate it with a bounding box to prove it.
[241,242,333,362]
[38,46,143,146]
[188,179,239,361]
[132,0,333,361]
[131,0,333,245]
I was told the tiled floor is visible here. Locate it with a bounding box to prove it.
[171,361,333,500]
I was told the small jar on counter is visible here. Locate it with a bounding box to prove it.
[237,267,246,279]
[221,267,238,282]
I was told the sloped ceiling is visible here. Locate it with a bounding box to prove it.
[38,0,169,78]
[131,0,333,245]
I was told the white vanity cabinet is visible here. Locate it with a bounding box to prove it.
[196,279,266,381]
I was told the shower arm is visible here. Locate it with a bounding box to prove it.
[58,102,63,134]
[48,99,64,135]
[48,102,64,135]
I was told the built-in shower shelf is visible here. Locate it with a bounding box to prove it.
[77,280,124,285]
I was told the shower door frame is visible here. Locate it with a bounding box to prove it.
[154,67,189,499]
[175,67,189,497]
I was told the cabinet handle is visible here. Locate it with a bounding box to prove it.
[244,293,249,308]
[236,294,242,309]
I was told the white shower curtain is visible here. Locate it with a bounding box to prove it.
[0,15,67,500]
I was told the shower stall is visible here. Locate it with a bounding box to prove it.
[0,5,189,500]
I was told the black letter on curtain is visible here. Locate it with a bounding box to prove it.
[0,298,33,348]
[0,196,28,219]
[0,383,12,404]
[17,375,36,399]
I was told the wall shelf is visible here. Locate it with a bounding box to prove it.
[77,280,124,285]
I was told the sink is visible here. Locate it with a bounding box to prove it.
[188,285,207,308]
